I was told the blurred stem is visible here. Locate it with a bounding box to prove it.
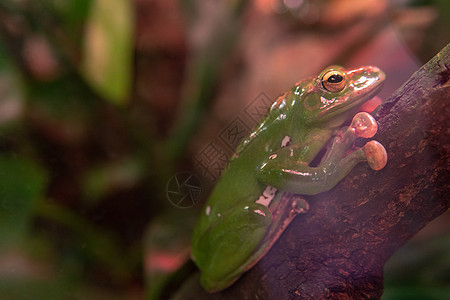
[166,0,248,162]
[35,199,134,283]
[165,60,219,162]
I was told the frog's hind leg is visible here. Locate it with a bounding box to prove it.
[195,203,272,291]
[241,192,310,276]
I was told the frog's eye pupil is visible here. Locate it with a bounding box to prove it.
[327,74,343,83]
[322,70,346,92]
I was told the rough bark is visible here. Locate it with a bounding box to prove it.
[174,43,450,299]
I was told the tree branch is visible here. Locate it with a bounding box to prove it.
[174,43,450,299]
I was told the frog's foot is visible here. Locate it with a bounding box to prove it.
[256,112,387,195]
[350,113,387,170]
[363,140,387,170]
[323,112,383,165]
[350,112,378,138]
[332,112,387,171]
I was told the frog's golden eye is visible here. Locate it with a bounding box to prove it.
[322,70,346,92]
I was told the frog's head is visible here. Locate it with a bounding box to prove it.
[299,65,385,126]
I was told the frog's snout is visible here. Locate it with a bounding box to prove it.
[362,66,385,84]
[349,66,385,94]
[366,66,385,82]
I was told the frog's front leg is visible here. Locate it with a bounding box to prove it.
[257,112,387,195]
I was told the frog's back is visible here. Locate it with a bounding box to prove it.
[193,90,299,233]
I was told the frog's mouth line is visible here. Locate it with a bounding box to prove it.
[349,81,384,112]
[319,81,384,121]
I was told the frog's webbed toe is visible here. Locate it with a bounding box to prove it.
[322,112,387,174]
[319,112,376,165]
[350,112,378,138]
[363,140,387,170]
[348,113,387,170]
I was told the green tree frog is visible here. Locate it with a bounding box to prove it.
[191,66,388,292]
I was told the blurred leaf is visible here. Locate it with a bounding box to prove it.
[0,39,24,127]
[382,286,450,300]
[0,156,47,247]
[52,0,91,28]
[0,277,73,300]
[45,0,91,51]
[435,0,450,20]
[0,247,74,300]
[383,219,450,300]
[81,0,134,105]
[82,158,144,205]
[35,201,132,283]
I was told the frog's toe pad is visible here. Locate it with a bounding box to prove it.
[351,112,378,138]
[363,140,387,170]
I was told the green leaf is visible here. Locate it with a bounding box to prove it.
[81,158,144,206]
[0,156,47,247]
[81,0,134,105]
[51,0,91,42]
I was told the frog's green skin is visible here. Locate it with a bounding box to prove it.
[191,66,386,292]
